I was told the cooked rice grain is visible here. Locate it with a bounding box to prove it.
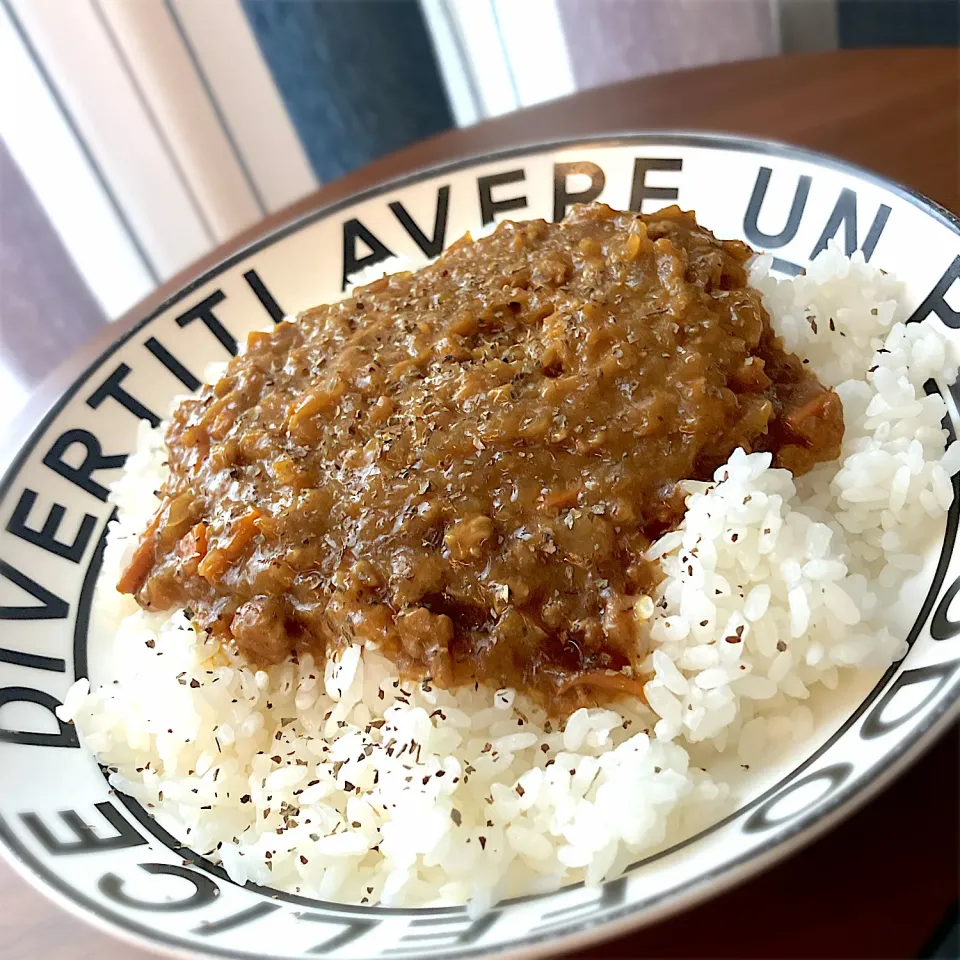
[59,242,958,906]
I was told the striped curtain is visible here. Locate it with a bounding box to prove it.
[2,0,321,317]
[3,0,818,324]
[0,0,454,318]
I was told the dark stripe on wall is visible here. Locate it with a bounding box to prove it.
[0,0,161,285]
[837,0,959,46]
[240,0,453,183]
[163,0,269,217]
[90,0,218,246]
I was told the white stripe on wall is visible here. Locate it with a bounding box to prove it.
[447,0,520,118]
[168,0,319,210]
[491,0,575,108]
[419,0,485,127]
[421,0,577,126]
[96,0,264,242]
[0,2,155,317]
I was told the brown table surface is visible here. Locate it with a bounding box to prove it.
[2,48,959,960]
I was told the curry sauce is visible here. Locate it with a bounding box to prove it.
[118,203,843,712]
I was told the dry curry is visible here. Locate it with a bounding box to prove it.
[119,203,843,713]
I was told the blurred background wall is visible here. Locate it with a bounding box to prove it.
[1,0,958,414]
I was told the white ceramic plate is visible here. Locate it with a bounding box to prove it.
[1,134,958,960]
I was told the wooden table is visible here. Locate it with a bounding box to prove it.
[3,48,958,960]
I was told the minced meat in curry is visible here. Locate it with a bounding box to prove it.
[118,203,843,713]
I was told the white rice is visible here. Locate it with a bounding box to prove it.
[59,241,959,906]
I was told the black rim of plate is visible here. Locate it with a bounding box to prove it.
[1,132,959,960]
